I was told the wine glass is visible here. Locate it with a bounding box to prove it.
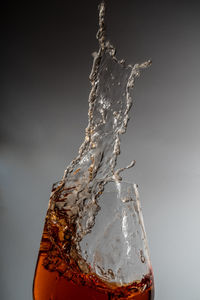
[33,180,154,300]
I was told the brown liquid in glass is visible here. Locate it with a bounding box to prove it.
[33,224,154,300]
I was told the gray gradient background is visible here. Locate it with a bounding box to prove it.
[1,1,200,299]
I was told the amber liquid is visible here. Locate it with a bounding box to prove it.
[33,225,154,300]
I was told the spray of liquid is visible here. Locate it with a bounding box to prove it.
[45,1,151,281]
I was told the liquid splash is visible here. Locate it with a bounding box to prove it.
[45,1,151,283]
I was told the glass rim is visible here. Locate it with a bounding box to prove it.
[52,179,138,185]
[51,179,139,197]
